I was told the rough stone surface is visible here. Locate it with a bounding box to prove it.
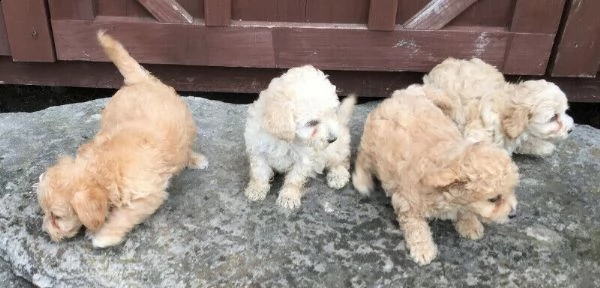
[0,97,599,287]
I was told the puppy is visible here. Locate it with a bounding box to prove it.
[244,65,356,209]
[352,85,519,265]
[423,57,574,156]
[36,31,208,248]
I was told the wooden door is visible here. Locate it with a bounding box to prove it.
[47,0,565,75]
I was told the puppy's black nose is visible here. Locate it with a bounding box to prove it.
[327,137,337,144]
[508,212,517,219]
[567,128,573,134]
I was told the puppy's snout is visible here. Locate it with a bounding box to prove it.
[567,127,573,134]
[508,210,517,219]
[327,136,337,144]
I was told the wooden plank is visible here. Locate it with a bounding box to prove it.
[48,0,96,20]
[1,0,55,62]
[368,0,398,31]
[0,4,11,56]
[1,56,598,102]
[52,17,274,67]
[51,17,556,73]
[273,26,509,72]
[403,0,479,30]
[448,0,514,28]
[232,0,306,22]
[204,0,231,26]
[511,0,565,33]
[306,0,369,24]
[503,33,556,75]
[552,0,600,77]
[137,0,194,23]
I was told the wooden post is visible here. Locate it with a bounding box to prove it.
[368,0,398,31]
[204,0,231,27]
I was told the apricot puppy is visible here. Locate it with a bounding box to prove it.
[36,31,208,248]
[352,85,519,265]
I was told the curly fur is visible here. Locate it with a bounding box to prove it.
[352,85,519,265]
[423,58,574,156]
[244,65,356,209]
[36,31,208,248]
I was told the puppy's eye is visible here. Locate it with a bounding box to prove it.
[306,120,320,127]
[488,195,501,203]
[549,114,559,123]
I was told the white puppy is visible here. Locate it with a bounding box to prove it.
[423,58,574,156]
[244,65,356,209]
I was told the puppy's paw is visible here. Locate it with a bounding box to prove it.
[188,152,209,170]
[408,241,438,266]
[531,141,556,156]
[276,188,302,209]
[455,217,484,240]
[327,167,350,190]
[244,181,270,201]
[91,233,124,248]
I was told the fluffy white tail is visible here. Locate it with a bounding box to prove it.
[97,30,150,85]
[338,94,357,126]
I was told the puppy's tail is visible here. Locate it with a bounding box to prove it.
[338,94,357,126]
[97,30,150,85]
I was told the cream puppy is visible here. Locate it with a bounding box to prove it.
[353,85,519,265]
[423,58,574,156]
[244,65,355,209]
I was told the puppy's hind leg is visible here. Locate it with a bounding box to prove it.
[352,150,374,196]
[187,151,209,169]
[244,155,273,201]
[91,189,167,248]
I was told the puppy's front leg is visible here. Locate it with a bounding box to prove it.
[454,211,484,240]
[244,155,273,201]
[398,216,438,265]
[515,136,555,156]
[91,190,167,248]
[276,165,310,209]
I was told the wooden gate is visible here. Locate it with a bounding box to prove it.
[43,0,564,75]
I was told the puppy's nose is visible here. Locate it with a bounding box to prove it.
[567,128,573,134]
[327,136,337,144]
[508,211,517,219]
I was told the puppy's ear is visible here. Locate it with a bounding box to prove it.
[422,166,462,188]
[261,93,295,142]
[71,186,108,231]
[502,105,531,139]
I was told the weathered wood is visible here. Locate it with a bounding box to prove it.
[503,33,556,75]
[48,0,96,20]
[1,0,55,62]
[96,0,150,17]
[51,17,553,74]
[137,0,193,23]
[368,0,398,31]
[552,0,600,77]
[0,4,11,56]
[204,0,231,26]
[1,56,598,102]
[232,0,305,22]
[511,0,565,33]
[403,0,479,30]
[306,0,369,24]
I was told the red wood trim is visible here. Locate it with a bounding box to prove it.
[137,0,194,24]
[510,0,565,33]
[368,0,398,31]
[48,0,96,20]
[551,0,600,77]
[204,0,231,26]
[0,4,11,56]
[403,0,478,30]
[1,0,55,62]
